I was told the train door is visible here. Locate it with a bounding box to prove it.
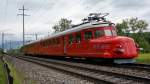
[66,34,76,56]
[73,32,83,55]
[82,30,93,53]
[67,31,84,56]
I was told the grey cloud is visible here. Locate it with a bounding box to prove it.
[24,0,56,10]
[82,0,104,5]
[111,0,149,10]
[0,0,150,40]
[142,10,150,18]
[81,0,106,9]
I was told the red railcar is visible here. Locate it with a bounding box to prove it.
[21,13,139,63]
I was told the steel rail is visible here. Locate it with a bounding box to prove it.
[116,63,150,72]
[15,56,150,84]
[15,56,115,84]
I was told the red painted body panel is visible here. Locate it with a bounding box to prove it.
[22,26,138,59]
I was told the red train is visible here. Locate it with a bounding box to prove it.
[21,13,139,63]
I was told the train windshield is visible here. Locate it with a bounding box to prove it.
[94,29,116,38]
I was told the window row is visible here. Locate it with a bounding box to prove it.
[69,32,82,44]
[42,38,60,47]
[68,29,113,44]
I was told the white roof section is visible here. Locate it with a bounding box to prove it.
[25,21,110,45]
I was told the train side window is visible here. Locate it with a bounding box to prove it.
[57,38,60,44]
[50,39,52,45]
[84,31,92,40]
[45,40,49,47]
[46,40,48,46]
[75,33,81,43]
[54,39,56,44]
[69,34,74,44]
[49,40,51,45]
[48,40,51,45]
[42,41,45,46]
[52,39,55,45]
[54,39,57,45]
[104,30,113,36]
[94,30,105,38]
[55,38,58,45]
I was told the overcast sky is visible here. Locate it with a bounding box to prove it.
[0,0,150,41]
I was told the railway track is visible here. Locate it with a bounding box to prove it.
[116,63,150,72]
[15,55,150,84]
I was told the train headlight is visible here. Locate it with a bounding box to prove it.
[114,45,125,54]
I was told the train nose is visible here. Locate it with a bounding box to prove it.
[113,37,138,58]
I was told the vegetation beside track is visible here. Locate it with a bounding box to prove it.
[5,61,23,84]
[0,57,7,84]
[5,59,36,84]
[136,53,150,64]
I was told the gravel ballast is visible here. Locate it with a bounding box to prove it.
[4,56,94,84]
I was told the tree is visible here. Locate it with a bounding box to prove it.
[116,17,148,34]
[116,20,129,36]
[136,20,148,33]
[52,25,60,33]
[129,18,148,34]
[52,18,72,33]
[129,18,138,33]
[116,23,124,35]
[116,17,150,53]
[133,36,150,53]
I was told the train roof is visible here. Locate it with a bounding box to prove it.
[25,21,111,46]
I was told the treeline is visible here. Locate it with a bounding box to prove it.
[116,18,150,53]
[52,18,72,33]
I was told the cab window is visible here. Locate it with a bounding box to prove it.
[94,30,105,38]
[104,30,113,36]
[75,33,81,43]
[69,34,74,44]
[84,31,92,40]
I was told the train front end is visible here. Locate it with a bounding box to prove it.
[90,26,139,64]
[112,36,139,63]
[112,36,138,58]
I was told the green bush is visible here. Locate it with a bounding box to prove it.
[132,35,150,53]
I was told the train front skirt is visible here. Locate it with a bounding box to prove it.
[114,59,136,64]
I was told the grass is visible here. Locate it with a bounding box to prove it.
[136,53,150,64]
[5,60,37,84]
[5,61,23,84]
[0,58,7,84]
